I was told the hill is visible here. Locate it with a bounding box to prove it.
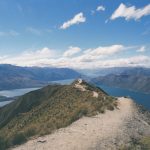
[0,79,117,149]
[0,64,80,90]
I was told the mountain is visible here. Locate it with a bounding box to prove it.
[91,68,150,93]
[78,67,150,77]
[0,64,80,90]
[0,79,117,149]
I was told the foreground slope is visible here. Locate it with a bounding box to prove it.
[13,97,150,150]
[0,79,116,149]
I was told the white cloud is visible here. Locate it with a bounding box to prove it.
[110,3,150,21]
[91,5,105,15]
[63,46,81,57]
[84,45,124,56]
[137,46,146,52]
[60,12,86,29]
[55,55,150,69]
[0,45,149,68]
[75,45,125,62]
[96,5,105,12]
[93,55,150,68]
[0,30,19,37]
[0,47,56,66]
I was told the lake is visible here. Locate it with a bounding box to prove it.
[0,101,15,107]
[0,87,41,107]
[0,87,40,97]
[98,84,150,110]
[50,79,75,85]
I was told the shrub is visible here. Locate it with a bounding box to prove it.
[140,136,150,149]
[12,132,27,145]
[25,126,37,137]
[0,136,7,150]
[107,105,114,111]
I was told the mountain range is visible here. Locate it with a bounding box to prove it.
[91,67,150,94]
[0,64,80,90]
[78,67,150,77]
[1,65,150,94]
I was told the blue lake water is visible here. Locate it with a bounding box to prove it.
[98,84,150,110]
[0,101,14,107]
[0,87,40,97]
[0,80,75,107]
[0,87,41,107]
[50,79,75,85]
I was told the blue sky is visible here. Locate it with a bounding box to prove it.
[0,0,150,68]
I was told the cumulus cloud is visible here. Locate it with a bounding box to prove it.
[55,55,150,69]
[0,47,55,66]
[63,46,81,57]
[0,30,19,37]
[110,3,150,21]
[60,12,86,29]
[75,45,125,62]
[0,45,149,68]
[84,45,124,56]
[96,5,105,11]
[137,46,146,52]
[101,55,149,67]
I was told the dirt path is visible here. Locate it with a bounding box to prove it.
[12,97,150,150]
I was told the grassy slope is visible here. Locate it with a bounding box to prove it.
[0,81,117,149]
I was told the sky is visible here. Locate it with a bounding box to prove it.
[0,0,150,69]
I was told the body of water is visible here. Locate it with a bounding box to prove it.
[50,79,75,85]
[0,79,75,107]
[98,84,150,110]
[0,87,41,98]
[0,87,41,107]
[0,101,14,107]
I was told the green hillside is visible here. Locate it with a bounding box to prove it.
[0,79,117,149]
